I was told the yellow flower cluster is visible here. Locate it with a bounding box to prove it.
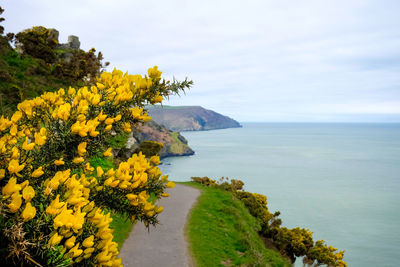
[0,67,181,266]
[2,177,36,221]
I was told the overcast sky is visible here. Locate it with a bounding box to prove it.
[2,0,400,122]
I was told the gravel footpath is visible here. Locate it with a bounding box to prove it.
[119,184,201,267]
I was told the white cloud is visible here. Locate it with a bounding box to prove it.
[2,0,400,121]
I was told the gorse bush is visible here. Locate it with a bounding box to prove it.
[0,66,192,266]
[15,26,59,64]
[191,177,347,267]
[53,48,108,83]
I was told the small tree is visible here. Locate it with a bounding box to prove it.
[0,66,192,266]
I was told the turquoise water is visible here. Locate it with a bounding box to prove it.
[160,123,400,267]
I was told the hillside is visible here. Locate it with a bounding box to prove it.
[0,28,193,158]
[147,105,242,131]
[182,181,291,266]
[0,35,83,114]
[133,120,194,158]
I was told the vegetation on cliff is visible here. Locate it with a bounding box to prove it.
[183,181,290,267]
[190,177,347,267]
[133,121,194,158]
[0,14,107,114]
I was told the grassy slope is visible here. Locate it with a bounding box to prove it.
[0,36,83,115]
[180,182,290,267]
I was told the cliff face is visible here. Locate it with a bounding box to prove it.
[132,121,194,158]
[147,105,242,131]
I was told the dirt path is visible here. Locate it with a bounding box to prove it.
[119,184,201,267]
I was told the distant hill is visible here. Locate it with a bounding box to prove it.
[147,105,242,131]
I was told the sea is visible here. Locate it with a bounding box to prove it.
[159,123,400,267]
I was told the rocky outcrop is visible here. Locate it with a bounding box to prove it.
[147,105,242,131]
[133,121,194,158]
[114,121,194,159]
[57,35,80,50]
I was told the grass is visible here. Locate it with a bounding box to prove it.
[108,132,129,149]
[109,213,134,249]
[180,182,290,267]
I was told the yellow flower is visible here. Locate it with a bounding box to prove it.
[114,114,121,122]
[20,180,29,189]
[56,103,71,120]
[123,122,132,133]
[32,167,44,178]
[68,87,76,96]
[103,148,112,157]
[130,107,143,119]
[110,180,120,187]
[8,159,25,174]
[65,236,76,249]
[22,137,35,151]
[149,155,161,165]
[21,202,36,221]
[84,247,95,255]
[34,130,46,146]
[97,110,107,121]
[85,163,94,173]
[161,193,169,197]
[148,65,162,80]
[105,125,112,131]
[73,157,85,164]
[11,146,19,159]
[97,250,111,262]
[77,114,86,121]
[96,83,105,90]
[8,193,22,213]
[150,92,163,104]
[77,142,87,156]
[155,206,164,213]
[97,166,104,177]
[22,185,35,201]
[54,158,65,166]
[91,94,101,105]
[48,232,63,246]
[146,210,155,217]
[82,235,94,248]
[166,181,175,188]
[2,177,21,196]
[0,169,5,180]
[10,124,18,136]
[46,195,65,215]
[105,118,114,125]
[11,111,23,123]
[69,243,83,257]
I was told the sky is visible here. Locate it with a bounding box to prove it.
[2,0,400,122]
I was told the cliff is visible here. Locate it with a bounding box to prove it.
[147,105,242,131]
[112,121,194,159]
[134,121,194,158]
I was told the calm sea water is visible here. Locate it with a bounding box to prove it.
[160,123,400,267]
